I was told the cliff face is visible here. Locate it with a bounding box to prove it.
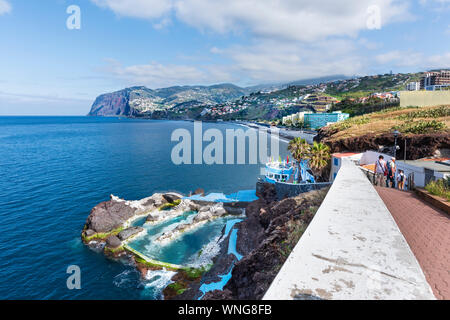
[87,84,247,117]
[315,129,450,160]
[88,87,153,117]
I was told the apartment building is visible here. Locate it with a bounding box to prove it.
[406,81,420,91]
[420,70,450,90]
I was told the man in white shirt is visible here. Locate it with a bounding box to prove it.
[374,155,387,186]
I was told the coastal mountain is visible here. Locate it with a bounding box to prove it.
[88,84,248,116]
[88,72,425,119]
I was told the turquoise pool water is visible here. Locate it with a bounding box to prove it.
[198,218,243,299]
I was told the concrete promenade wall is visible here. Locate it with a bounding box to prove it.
[274,181,332,200]
[399,90,450,107]
[264,159,435,300]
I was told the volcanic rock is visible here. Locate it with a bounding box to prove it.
[193,188,205,196]
[162,193,181,203]
[204,183,329,300]
[84,229,95,237]
[85,197,137,233]
[105,235,122,249]
[118,227,144,241]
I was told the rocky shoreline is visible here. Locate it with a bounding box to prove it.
[201,183,329,300]
[81,183,329,300]
[81,189,246,298]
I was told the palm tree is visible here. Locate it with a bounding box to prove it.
[288,138,311,162]
[309,142,331,180]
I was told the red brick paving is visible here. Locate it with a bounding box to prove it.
[375,187,450,300]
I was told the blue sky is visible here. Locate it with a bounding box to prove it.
[0,0,449,115]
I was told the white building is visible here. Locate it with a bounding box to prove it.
[282,111,312,125]
[405,82,420,91]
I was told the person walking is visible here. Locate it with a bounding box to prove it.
[386,157,396,188]
[375,155,387,186]
[397,169,405,190]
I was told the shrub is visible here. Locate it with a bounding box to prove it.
[425,179,450,201]
[329,116,370,131]
[393,120,446,134]
[182,264,212,280]
[396,106,450,120]
[166,282,187,295]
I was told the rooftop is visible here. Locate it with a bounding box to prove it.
[401,159,450,173]
[332,152,361,159]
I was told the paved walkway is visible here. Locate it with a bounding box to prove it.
[264,159,435,300]
[375,187,450,300]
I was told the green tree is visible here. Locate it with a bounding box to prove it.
[309,142,331,180]
[288,138,311,163]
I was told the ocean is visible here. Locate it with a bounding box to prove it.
[0,116,288,299]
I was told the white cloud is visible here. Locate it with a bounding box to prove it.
[100,37,368,88]
[223,39,364,83]
[90,1,426,86]
[427,52,450,68]
[375,50,423,67]
[0,0,11,15]
[92,0,412,42]
[376,50,450,69]
[98,59,235,88]
[419,0,450,10]
[91,0,172,19]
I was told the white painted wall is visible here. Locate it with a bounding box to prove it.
[330,153,362,181]
[264,159,435,300]
[359,150,394,165]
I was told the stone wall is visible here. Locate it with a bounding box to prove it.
[273,181,331,200]
[399,90,450,107]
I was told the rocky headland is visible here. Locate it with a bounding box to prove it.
[81,183,329,300]
[81,189,247,298]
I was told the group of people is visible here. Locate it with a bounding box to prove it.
[374,155,406,190]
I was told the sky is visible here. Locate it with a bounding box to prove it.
[0,0,449,115]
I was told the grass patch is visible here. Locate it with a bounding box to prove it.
[104,245,124,254]
[396,106,450,120]
[330,116,371,131]
[393,120,446,134]
[133,256,181,271]
[158,199,181,211]
[425,178,450,201]
[124,245,183,270]
[82,226,124,242]
[322,105,449,141]
[166,282,188,295]
[182,264,213,280]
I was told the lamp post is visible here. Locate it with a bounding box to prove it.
[393,130,400,159]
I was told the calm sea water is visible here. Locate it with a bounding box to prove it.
[0,116,287,300]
